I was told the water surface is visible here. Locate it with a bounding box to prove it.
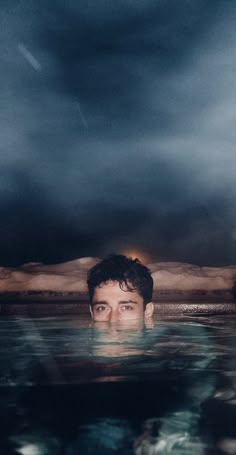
[0,313,236,454]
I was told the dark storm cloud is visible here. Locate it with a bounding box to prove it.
[34,0,231,133]
[1,0,236,265]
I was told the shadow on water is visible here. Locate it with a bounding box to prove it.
[0,314,236,453]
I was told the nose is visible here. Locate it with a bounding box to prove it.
[109,307,119,323]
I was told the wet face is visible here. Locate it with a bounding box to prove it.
[90,280,153,322]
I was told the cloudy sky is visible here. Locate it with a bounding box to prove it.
[1,0,236,266]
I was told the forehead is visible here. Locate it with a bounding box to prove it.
[92,280,143,303]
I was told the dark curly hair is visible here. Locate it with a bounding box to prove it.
[87,254,153,306]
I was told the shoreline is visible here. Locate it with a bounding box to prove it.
[0,299,235,316]
[0,289,233,302]
[0,289,235,315]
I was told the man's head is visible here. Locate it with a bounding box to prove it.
[87,254,154,322]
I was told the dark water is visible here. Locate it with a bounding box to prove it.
[0,313,236,454]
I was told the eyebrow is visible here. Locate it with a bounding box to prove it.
[92,300,138,306]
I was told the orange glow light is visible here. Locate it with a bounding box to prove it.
[121,249,149,265]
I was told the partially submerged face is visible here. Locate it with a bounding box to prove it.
[90,280,154,322]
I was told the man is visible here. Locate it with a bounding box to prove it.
[87,254,154,322]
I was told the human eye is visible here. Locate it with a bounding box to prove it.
[95,305,108,312]
[121,305,134,311]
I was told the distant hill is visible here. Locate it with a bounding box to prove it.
[0,258,235,301]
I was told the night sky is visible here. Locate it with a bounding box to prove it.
[1,0,236,266]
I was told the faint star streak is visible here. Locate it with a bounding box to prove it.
[77,102,88,129]
[18,43,42,72]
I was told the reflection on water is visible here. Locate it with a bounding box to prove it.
[0,313,236,454]
[90,318,154,358]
